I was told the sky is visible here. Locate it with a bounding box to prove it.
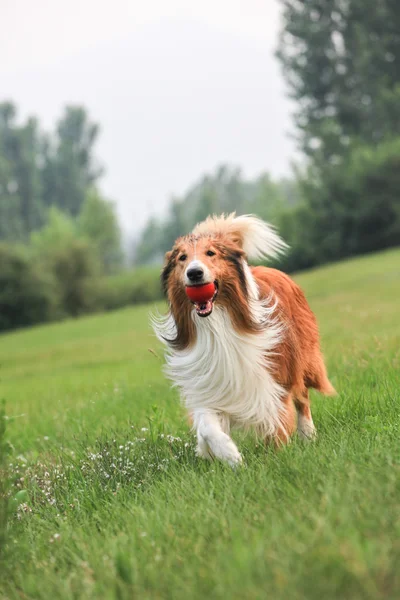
[1,0,296,235]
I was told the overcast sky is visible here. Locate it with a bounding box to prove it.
[2,0,296,234]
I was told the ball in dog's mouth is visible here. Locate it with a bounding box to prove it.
[185,282,218,318]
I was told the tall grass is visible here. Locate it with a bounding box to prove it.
[0,248,399,599]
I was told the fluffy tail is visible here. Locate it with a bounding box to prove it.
[192,213,288,261]
[310,354,337,396]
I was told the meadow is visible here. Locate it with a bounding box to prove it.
[1,248,400,599]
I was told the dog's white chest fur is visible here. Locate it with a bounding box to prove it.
[161,305,285,436]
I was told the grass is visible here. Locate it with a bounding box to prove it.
[1,247,400,599]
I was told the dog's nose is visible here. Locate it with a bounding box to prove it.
[187,267,204,283]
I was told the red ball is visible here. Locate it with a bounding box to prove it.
[185,282,216,303]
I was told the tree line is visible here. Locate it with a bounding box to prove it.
[0,103,126,332]
[134,166,299,265]
[1,0,400,332]
[0,102,122,271]
[135,0,400,270]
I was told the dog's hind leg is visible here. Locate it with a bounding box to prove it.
[266,394,297,447]
[294,392,317,440]
[193,410,242,467]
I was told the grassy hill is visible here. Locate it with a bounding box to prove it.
[1,248,400,599]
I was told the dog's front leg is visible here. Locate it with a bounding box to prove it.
[193,410,242,467]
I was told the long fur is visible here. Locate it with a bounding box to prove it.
[192,213,288,261]
[153,298,285,438]
[152,214,334,465]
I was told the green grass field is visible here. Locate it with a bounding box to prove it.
[1,248,400,600]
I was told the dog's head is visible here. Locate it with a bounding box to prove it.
[160,214,287,347]
[162,233,245,318]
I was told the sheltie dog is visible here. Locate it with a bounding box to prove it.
[153,214,335,466]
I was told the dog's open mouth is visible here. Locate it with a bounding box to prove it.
[193,282,218,318]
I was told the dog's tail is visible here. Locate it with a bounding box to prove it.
[192,213,288,261]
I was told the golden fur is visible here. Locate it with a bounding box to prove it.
[157,214,335,455]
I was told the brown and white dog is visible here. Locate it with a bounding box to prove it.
[153,214,335,466]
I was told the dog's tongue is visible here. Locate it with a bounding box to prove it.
[185,283,216,317]
[194,300,213,316]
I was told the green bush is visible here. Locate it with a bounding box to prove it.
[92,267,163,311]
[0,244,162,334]
[337,139,400,255]
[44,239,102,317]
[274,138,400,273]
[78,189,123,274]
[30,209,103,317]
[0,244,57,332]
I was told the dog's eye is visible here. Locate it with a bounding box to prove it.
[179,254,187,261]
[206,250,216,257]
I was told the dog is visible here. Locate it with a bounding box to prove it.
[153,213,335,466]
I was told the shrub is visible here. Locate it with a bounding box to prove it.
[0,244,57,332]
[30,209,103,317]
[274,138,400,273]
[91,267,163,312]
[78,189,123,274]
[44,239,102,317]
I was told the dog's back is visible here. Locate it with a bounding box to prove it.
[253,265,335,406]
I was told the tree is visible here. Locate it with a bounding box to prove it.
[15,117,44,233]
[194,182,220,224]
[0,153,23,241]
[0,103,105,241]
[42,106,103,217]
[134,165,300,264]
[30,206,77,253]
[305,138,400,259]
[161,199,189,252]
[30,207,101,317]
[273,0,400,270]
[0,243,57,331]
[133,218,164,265]
[78,188,123,273]
[0,103,44,240]
[251,174,288,224]
[277,0,400,161]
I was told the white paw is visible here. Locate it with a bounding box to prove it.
[196,436,212,460]
[298,418,317,441]
[207,434,243,467]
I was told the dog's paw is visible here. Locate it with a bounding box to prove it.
[208,434,243,467]
[297,417,317,441]
[196,437,213,460]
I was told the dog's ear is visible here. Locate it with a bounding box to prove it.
[215,238,245,259]
[161,249,177,296]
[193,213,288,261]
[224,231,243,249]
